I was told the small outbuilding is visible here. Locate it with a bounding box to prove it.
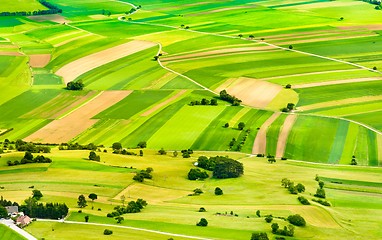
[16,215,31,227]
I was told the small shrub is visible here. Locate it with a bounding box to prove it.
[214,187,223,195]
[297,196,310,205]
[312,198,331,206]
[196,218,208,227]
[265,215,273,223]
[103,229,113,235]
[198,207,206,212]
[285,84,291,89]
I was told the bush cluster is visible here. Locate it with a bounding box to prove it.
[188,168,209,180]
[197,156,244,179]
[106,199,147,217]
[189,98,218,106]
[7,152,51,166]
[133,168,153,182]
[219,90,242,106]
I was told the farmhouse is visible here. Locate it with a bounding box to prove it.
[16,215,31,227]
[5,206,19,217]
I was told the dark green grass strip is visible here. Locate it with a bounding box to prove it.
[0,90,61,121]
[320,177,382,188]
[328,121,349,164]
[94,90,173,119]
[367,130,378,166]
[191,106,243,151]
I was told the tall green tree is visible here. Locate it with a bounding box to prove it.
[77,194,87,208]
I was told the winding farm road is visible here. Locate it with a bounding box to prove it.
[37,219,214,240]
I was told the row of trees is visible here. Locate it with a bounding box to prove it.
[59,143,98,151]
[197,156,244,179]
[219,90,242,106]
[15,140,50,153]
[7,152,52,166]
[189,98,218,106]
[0,0,63,17]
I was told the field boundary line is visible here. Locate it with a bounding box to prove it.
[37,219,215,240]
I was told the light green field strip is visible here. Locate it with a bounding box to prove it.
[228,107,251,127]
[56,40,157,84]
[299,95,382,111]
[293,77,382,89]
[354,127,369,166]
[148,105,226,149]
[266,88,299,111]
[252,112,280,154]
[377,134,382,166]
[309,100,382,117]
[0,224,28,240]
[275,114,298,158]
[265,114,288,156]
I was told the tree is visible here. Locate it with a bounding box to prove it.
[289,45,293,49]
[89,151,97,160]
[287,214,306,227]
[285,84,292,89]
[314,188,326,198]
[256,210,261,217]
[173,150,178,157]
[137,141,147,148]
[351,156,357,165]
[88,193,97,208]
[77,195,87,208]
[271,223,279,233]
[158,148,167,155]
[318,181,325,189]
[104,229,113,235]
[265,215,273,223]
[281,178,292,188]
[66,80,84,90]
[0,205,8,218]
[188,169,209,180]
[32,189,43,200]
[196,218,208,226]
[115,216,124,224]
[224,123,229,128]
[214,187,223,195]
[84,215,89,222]
[295,183,305,193]
[249,34,254,39]
[238,34,243,38]
[139,150,143,156]
[251,232,269,240]
[112,142,122,151]
[238,122,245,130]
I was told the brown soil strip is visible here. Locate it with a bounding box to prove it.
[161,46,276,62]
[275,114,298,158]
[28,15,68,24]
[0,51,23,56]
[252,112,281,154]
[24,91,131,143]
[141,90,187,116]
[339,24,382,31]
[293,77,382,89]
[216,77,282,108]
[29,54,51,68]
[56,40,157,84]
[299,95,382,111]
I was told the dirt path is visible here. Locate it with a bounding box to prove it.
[24,91,131,143]
[252,112,281,154]
[275,114,297,158]
[56,40,156,84]
[293,77,382,89]
[141,90,187,116]
[37,219,213,240]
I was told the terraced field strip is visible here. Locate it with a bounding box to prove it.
[141,90,187,116]
[24,91,131,143]
[252,112,280,154]
[293,77,382,89]
[56,40,157,84]
[262,69,363,81]
[299,95,382,111]
[275,114,298,158]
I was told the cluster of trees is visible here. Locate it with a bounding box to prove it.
[271,223,294,237]
[133,167,153,182]
[314,180,326,198]
[297,196,310,205]
[188,188,203,196]
[0,0,62,17]
[66,80,84,90]
[0,196,19,207]
[287,214,306,227]
[126,5,140,15]
[188,168,209,180]
[15,140,50,153]
[106,199,147,217]
[219,90,242,106]
[281,178,305,195]
[250,232,269,240]
[20,191,68,219]
[181,149,193,158]
[363,0,381,9]
[59,143,98,151]
[112,142,143,156]
[312,198,331,206]
[7,152,52,166]
[281,103,295,112]
[189,98,218,106]
[197,156,244,179]
[88,151,100,162]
